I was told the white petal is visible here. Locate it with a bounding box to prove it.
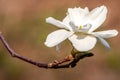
[69,21,79,31]
[68,7,89,26]
[69,35,97,51]
[62,15,73,31]
[46,17,70,30]
[88,6,107,33]
[87,6,105,19]
[96,36,110,50]
[45,29,73,47]
[91,30,118,38]
[63,14,70,25]
[84,7,89,13]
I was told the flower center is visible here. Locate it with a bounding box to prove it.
[78,25,83,30]
[69,21,92,32]
[78,24,92,30]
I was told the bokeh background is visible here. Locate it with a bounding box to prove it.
[0,0,120,80]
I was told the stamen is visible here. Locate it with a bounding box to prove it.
[78,25,83,30]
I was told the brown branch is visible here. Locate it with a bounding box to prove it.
[0,32,94,69]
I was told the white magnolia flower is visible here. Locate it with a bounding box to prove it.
[44,5,118,51]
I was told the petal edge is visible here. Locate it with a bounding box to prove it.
[69,35,97,51]
[91,30,118,38]
[45,29,73,47]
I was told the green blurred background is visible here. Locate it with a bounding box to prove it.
[0,0,120,80]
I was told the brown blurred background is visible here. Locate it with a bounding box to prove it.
[0,0,120,80]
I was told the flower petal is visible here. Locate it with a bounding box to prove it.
[87,6,105,20]
[91,30,118,38]
[88,5,107,33]
[68,7,89,26]
[84,7,89,13]
[46,17,70,30]
[96,36,110,50]
[63,14,70,25]
[62,15,73,30]
[69,35,97,51]
[45,29,73,47]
